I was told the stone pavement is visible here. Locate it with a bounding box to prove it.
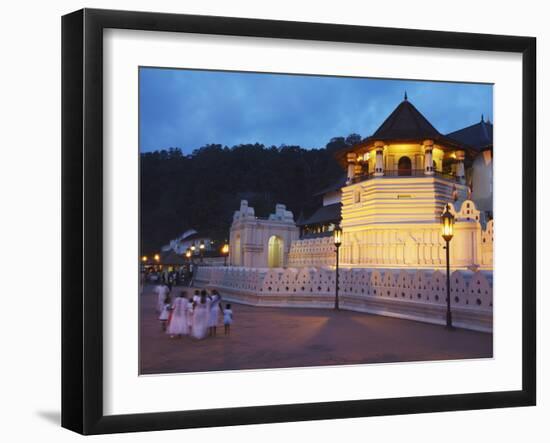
[140,285,492,375]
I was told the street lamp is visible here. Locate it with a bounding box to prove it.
[199,240,205,263]
[333,226,343,310]
[185,248,191,261]
[221,242,229,266]
[441,204,455,329]
[141,255,147,263]
[153,253,160,263]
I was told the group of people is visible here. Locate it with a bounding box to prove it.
[155,285,233,340]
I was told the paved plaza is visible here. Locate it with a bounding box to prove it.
[140,285,493,375]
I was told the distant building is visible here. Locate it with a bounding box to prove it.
[162,229,215,255]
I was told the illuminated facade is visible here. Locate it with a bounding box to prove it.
[210,97,494,331]
[231,96,493,271]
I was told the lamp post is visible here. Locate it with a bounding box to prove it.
[199,240,205,263]
[333,226,342,310]
[441,204,455,329]
[221,242,229,266]
[185,248,192,286]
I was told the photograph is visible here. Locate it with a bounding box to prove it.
[138,68,494,375]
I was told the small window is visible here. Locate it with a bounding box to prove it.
[354,190,361,203]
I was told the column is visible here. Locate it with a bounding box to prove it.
[346,152,357,183]
[423,140,434,176]
[374,141,384,177]
[455,150,465,184]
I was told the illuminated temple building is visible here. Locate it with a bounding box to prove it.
[199,96,494,331]
[230,96,493,270]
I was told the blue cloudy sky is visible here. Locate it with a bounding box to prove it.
[139,67,493,153]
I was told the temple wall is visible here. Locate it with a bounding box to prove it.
[341,176,468,226]
[195,266,493,332]
[286,200,492,271]
[481,219,494,268]
[288,236,335,267]
[340,178,491,270]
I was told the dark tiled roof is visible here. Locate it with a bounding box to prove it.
[297,203,342,226]
[313,175,347,196]
[446,118,493,151]
[370,98,442,141]
[335,98,473,166]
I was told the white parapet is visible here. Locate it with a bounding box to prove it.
[195,265,493,332]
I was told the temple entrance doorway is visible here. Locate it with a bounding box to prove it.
[268,235,284,268]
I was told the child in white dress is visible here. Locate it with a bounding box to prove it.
[156,283,170,314]
[158,295,172,332]
[223,304,233,336]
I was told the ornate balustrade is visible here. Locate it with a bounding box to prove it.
[195,266,493,332]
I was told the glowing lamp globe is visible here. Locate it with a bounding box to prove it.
[441,204,455,242]
[333,226,343,247]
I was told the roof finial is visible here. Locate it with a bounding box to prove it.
[481,113,484,122]
[404,91,408,101]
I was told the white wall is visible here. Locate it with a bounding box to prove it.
[0,1,545,442]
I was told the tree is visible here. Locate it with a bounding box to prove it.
[140,134,360,253]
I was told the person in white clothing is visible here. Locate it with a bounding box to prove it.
[155,283,170,314]
[192,289,201,304]
[207,291,224,337]
[223,304,233,336]
[167,291,189,338]
[158,294,172,332]
[186,298,194,336]
[191,291,210,340]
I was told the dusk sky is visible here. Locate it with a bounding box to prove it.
[139,67,493,153]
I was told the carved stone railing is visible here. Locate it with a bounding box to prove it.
[195,266,493,332]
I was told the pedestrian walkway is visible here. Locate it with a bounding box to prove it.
[140,285,492,375]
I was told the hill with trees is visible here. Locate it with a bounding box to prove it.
[140,134,362,254]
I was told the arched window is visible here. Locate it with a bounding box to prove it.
[268,235,284,268]
[398,156,412,176]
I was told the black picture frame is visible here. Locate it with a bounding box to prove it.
[62,8,536,435]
